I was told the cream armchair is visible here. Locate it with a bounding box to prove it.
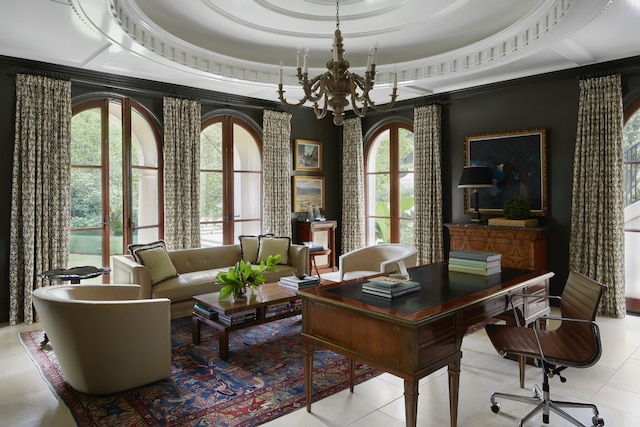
[323,244,418,282]
[32,284,171,395]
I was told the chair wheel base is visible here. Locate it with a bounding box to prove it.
[490,403,500,414]
[592,416,605,426]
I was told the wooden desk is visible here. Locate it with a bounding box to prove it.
[298,263,553,427]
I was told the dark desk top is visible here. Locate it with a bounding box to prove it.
[299,262,553,322]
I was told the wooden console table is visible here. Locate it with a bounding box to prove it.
[298,264,554,426]
[445,223,549,270]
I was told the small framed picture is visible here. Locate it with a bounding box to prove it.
[295,139,322,171]
[292,176,324,212]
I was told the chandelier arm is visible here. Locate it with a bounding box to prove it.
[277,85,309,108]
[304,74,329,103]
[362,88,399,112]
[313,93,329,120]
[349,73,370,103]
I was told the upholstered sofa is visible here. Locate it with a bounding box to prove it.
[112,239,309,318]
[32,284,171,394]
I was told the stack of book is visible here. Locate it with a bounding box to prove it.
[361,276,421,298]
[193,303,217,320]
[279,275,321,290]
[265,299,302,318]
[218,308,257,326]
[448,250,502,276]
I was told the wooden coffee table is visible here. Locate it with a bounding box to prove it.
[192,282,302,360]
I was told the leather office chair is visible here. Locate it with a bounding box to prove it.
[485,271,606,427]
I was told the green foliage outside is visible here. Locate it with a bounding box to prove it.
[624,110,640,206]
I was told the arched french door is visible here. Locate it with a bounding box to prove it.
[200,115,263,246]
[70,98,163,282]
[364,123,415,245]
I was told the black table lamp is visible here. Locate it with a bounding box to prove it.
[458,166,494,222]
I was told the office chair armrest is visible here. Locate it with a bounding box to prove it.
[531,316,601,366]
[508,293,560,327]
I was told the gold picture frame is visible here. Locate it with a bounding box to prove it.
[464,128,547,216]
[292,176,324,212]
[294,139,322,171]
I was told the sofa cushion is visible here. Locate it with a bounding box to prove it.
[152,269,226,302]
[128,241,178,285]
[239,235,260,263]
[257,236,290,265]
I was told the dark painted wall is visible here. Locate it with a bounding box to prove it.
[2,55,640,321]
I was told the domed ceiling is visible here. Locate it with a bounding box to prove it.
[2,0,640,106]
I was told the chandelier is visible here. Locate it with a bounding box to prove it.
[277,0,398,126]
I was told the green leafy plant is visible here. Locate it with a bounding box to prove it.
[216,254,281,301]
[503,197,531,220]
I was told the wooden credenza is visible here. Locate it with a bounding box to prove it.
[445,223,549,270]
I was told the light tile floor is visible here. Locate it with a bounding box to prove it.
[1,311,639,426]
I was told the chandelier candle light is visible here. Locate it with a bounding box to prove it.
[277,0,398,125]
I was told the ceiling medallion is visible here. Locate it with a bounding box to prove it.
[277,0,397,125]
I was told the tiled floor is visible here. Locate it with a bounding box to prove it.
[1,311,639,426]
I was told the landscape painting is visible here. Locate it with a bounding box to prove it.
[295,139,322,171]
[293,176,324,212]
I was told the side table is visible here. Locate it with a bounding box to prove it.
[37,265,111,348]
[309,249,331,278]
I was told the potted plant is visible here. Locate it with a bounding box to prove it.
[216,254,281,301]
[503,196,531,220]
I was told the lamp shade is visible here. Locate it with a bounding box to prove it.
[457,166,494,188]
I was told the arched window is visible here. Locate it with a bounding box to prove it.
[70,98,163,281]
[623,98,640,313]
[200,115,263,246]
[364,123,415,245]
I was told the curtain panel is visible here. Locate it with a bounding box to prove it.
[570,74,625,317]
[10,74,72,325]
[341,117,366,253]
[163,97,202,250]
[262,110,292,237]
[413,105,444,265]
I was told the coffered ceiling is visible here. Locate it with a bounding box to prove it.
[2,0,640,105]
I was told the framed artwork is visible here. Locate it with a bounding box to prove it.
[292,176,324,212]
[464,129,548,216]
[295,139,322,171]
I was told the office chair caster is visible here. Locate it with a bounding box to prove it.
[592,415,605,426]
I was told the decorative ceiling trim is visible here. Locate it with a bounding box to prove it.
[71,0,610,95]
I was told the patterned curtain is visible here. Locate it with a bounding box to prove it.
[163,97,201,250]
[10,74,71,325]
[341,117,365,252]
[570,74,625,318]
[413,105,444,264]
[262,110,292,237]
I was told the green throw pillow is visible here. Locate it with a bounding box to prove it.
[257,236,290,265]
[129,241,178,285]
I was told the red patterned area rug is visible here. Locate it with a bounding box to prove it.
[20,316,381,426]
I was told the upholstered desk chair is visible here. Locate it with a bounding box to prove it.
[485,271,606,427]
[32,284,171,395]
[322,243,418,282]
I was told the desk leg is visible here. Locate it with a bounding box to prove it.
[448,360,461,427]
[404,379,419,427]
[303,343,314,412]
